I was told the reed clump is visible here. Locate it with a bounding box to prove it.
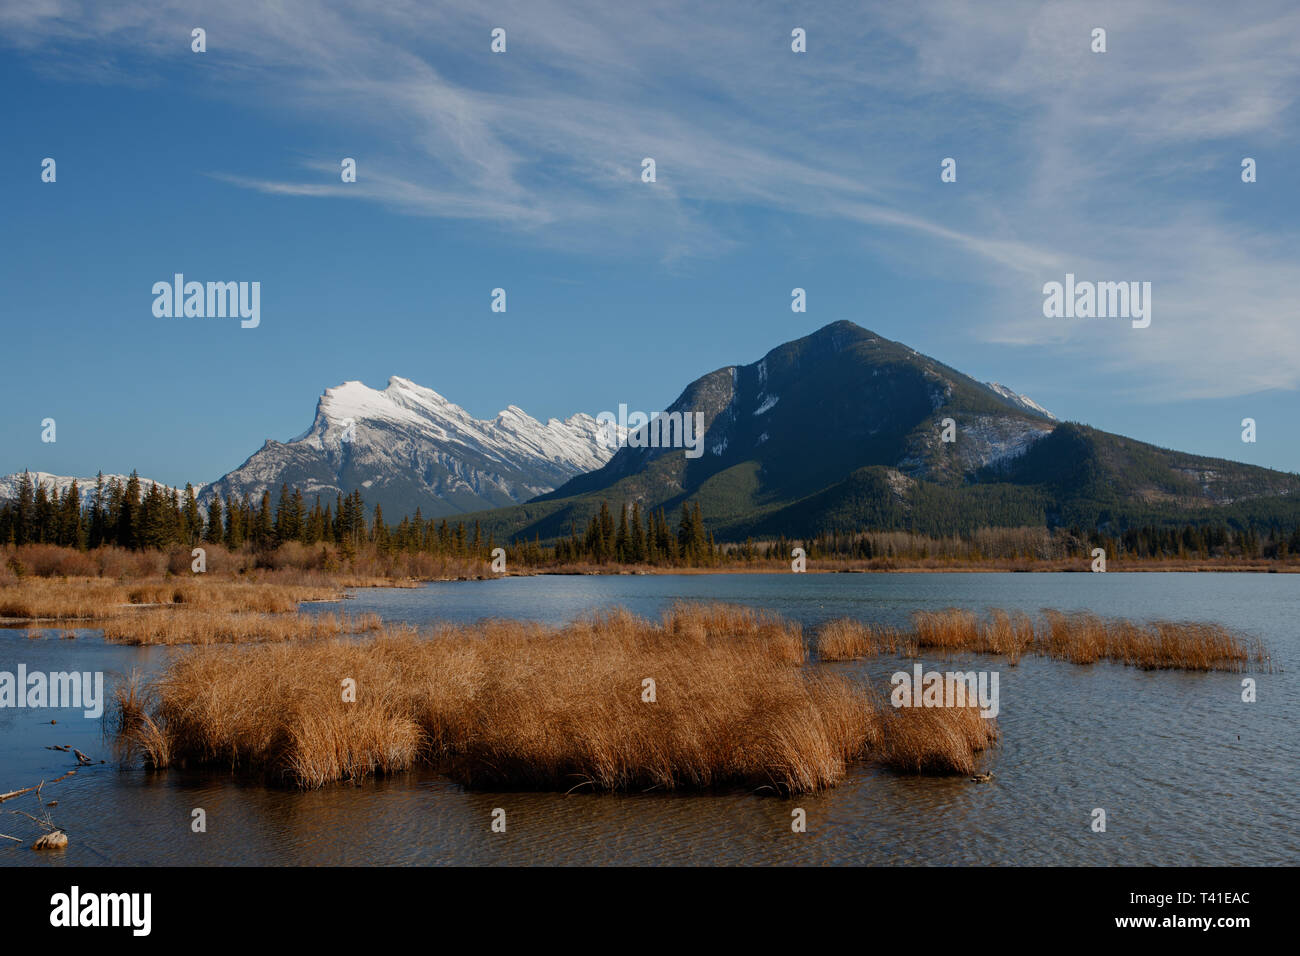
[976,609,1037,664]
[660,601,807,664]
[118,603,1000,793]
[816,618,913,661]
[876,699,999,776]
[814,606,1264,672]
[110,672,172,769]
[912,608,982,651]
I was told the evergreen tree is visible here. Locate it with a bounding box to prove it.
[630,502,646,563]
[88,472,107,549]
[117,471,142,549]
[372,504,390,553]
[182,483,203,544]
[13,471,34,545]
[677,503,695,562]
[615,504,630,562]
[205,495,224,544]
[59,480,83,548]
[251,491,274,549]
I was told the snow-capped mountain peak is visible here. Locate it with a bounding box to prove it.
[205,377,619,518]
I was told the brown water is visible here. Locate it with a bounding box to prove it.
[2,572,1296,865]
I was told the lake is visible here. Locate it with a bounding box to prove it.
[2,572,1296,866]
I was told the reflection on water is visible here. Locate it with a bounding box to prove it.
[2,573,1296,866]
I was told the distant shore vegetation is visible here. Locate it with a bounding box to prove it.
[3,470,1300,580]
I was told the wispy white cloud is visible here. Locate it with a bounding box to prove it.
[4,0,1298,398]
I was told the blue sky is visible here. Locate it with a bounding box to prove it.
[2,0,1299,486]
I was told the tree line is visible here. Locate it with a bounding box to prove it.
[3,470,1299,566]
[0,471,724,567]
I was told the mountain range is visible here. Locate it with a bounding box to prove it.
[1,379,618,519]
[0,472,198,509]
[5,321,1299,539]
[461,322,1300,541]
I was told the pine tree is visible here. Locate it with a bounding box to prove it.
[290,488,306,543]
[630,501,646,563]
[117,471,142,549]
[12,471,34,545]
[33,482,53,544]
[372,504,390,553]
[615,504,630,562]
[88,472,107,549]
[306,496,325,544]
[274,484,294,544]
[182,484,203,544]
[223,493,241,549]
[59,480,83,548]
[692,501,707,559]
[205,495,224,544]
[677,503,694,563]
[252,491,274,549]
[598,501,615,562]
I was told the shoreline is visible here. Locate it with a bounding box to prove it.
[510,562,1300,577]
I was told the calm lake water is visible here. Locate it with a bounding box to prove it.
[2,572,1296,866]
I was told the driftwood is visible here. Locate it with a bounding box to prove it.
[6,779,68,849]
[0,767,78,803]
[1,746,93,851]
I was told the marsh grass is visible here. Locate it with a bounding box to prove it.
[101,609,383,645]
[877,698,999,775]
[112,603,999,792]
[815,607,1264,671]
[815,619,914,661]
[0,577,349,620]
[0,575,399,647]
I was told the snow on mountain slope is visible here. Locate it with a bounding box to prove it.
[985,382,1056,420]
[203,377,619,519]
[0,471,200,506]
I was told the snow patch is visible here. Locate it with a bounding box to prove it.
[986,382,1056,420]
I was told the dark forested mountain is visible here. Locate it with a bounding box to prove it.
[462,321,1300,542]
[6,322,1299,545]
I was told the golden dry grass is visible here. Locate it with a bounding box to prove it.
[112,603,997,792]
[814,606,1264,671]
[914,608,1037,664]
[1040,611,1264,671]
[659,601,807,664]
[816,618,913,661]
[876,700,999,776]
[1,574,400,648]
[0,576,348,620]
[101,609,383,646]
